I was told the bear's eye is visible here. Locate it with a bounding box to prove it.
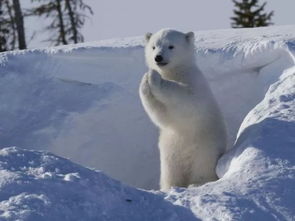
[152,46,155,50]
[168,45,174,50]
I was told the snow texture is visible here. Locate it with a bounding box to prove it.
[0,25,295,220]
[0,147,195,221]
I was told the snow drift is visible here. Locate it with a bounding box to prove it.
[0,147,195,221]
[0,25,295,220]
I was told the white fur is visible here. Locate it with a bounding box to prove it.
[139,29,227,191]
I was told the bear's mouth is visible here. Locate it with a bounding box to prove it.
[156,62,168,66]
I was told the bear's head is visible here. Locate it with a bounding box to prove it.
[145,29,195,73]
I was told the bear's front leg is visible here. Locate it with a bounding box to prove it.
[139,72,168,128]
[148,69,162,89]
[148,70,192,107]
[139,72,151,96]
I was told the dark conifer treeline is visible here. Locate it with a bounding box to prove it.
[0,0,22,51]
[231,0,274,28]
[29,0,93,46]
[0,0,93,52]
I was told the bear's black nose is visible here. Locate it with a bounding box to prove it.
[155,55,163,62]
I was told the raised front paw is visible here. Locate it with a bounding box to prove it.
[148,70,162,88]
[140,73,150,95]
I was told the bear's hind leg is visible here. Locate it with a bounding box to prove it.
[159,156,191,191]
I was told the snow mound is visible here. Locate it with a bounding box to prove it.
[165,66,295,220]
[0,147,195,221]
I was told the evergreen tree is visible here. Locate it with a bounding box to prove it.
[0,0,18,52]
[30,0,93,46]
[63,0,93,43]
[12,0,26,49]
[0,1,9,52]
[231,0,274,28]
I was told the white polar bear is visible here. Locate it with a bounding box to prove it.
[139,29,227,191]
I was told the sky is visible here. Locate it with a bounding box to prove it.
[23,0,295,48]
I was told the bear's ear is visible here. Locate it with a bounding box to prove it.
[145,32,153,42]
[185,32,194,43]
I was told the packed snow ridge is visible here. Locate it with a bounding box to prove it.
[0,25,294,220]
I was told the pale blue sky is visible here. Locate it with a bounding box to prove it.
[23,0,295,48]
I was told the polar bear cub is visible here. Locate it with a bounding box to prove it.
[139,29,227,191]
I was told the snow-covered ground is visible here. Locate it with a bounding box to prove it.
[0,25,294,220]
[0,147,195,221]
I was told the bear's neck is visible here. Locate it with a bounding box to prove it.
[160,63,199,85]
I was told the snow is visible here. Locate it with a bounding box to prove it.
[0,25,294,220]
[0,147,196,221]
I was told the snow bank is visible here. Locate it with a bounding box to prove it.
[0,147,195,221]
[0,26,295,190]
[164,65,295,220]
